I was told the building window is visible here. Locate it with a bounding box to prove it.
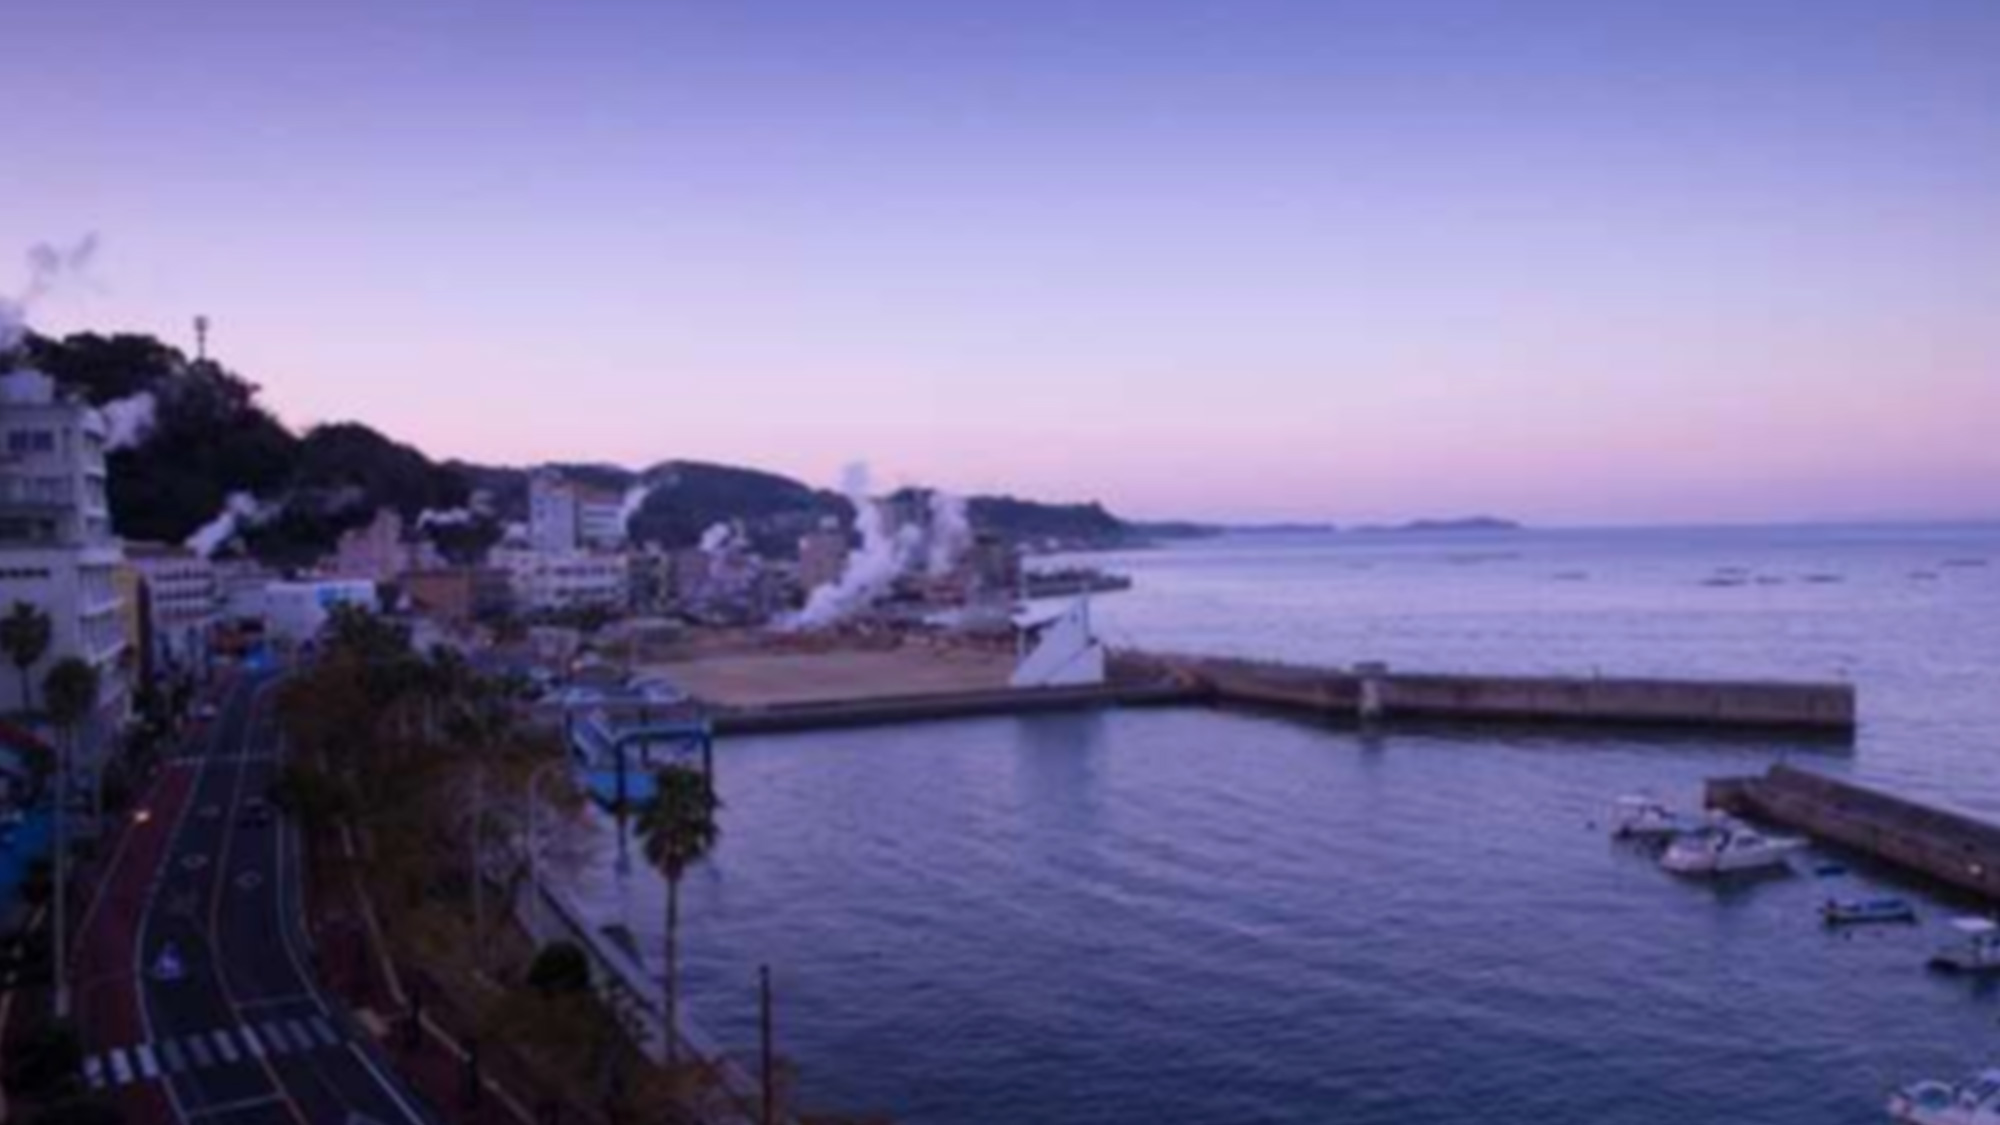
[6,430,55,455]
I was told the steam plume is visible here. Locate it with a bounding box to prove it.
[3,234,101,357]
[99,392,157,451]
[927,491,971,577]
[786,463,923,630]
[186,492,274,558]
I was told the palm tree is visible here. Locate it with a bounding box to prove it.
[634,764,719,1070]
[0,601,53,715]
[42,656,100,1020]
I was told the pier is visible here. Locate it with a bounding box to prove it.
[1707,765,2000,902]
[573,644,1857,739]
[1119,651,1858,734]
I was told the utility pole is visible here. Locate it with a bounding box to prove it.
[760,965,776,1125]
[193,315,210,362]
[471,758,486,971]
[52,727,69,1018]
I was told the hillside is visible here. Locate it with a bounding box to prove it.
[18,329,1153,563]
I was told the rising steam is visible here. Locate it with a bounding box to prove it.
[186,492,274,558]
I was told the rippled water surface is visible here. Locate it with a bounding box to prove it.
[579,525,2000,1124]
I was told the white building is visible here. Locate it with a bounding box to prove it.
[263,579,379,645]
[492,546,629,615]
[529,471,627,552]
[0,372,131,751]
[125,542,219,670]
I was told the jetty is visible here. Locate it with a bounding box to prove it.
[1708,765,2000,901]
[1118,651,1857,734]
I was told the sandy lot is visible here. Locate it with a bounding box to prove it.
[646,643,1015,707]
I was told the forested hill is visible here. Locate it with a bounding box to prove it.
[13,329,1152,564]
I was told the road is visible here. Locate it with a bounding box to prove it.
[82,672,434,1125]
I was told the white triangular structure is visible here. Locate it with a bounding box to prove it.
[1011,597,1107,688]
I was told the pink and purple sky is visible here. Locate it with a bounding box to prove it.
[5,0,1997,525]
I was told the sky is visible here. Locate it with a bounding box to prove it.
[4,0,1998,525]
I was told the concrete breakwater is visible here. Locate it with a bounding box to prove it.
[1708,765,2000,901]
[1120,651,1857,733]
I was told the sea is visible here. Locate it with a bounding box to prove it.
[575,523,2000,1125]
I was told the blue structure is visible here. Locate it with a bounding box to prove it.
[568,710,714,810]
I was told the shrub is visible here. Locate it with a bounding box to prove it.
[526,941,592,996]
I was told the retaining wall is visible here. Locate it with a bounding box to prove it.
[1708,764,2000,901]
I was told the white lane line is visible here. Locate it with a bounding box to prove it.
[308,1015,339,1047]
[187,1093,286,1120]
[135,1043,161,1079]
[108,1047,133,1086]
[83,1055,105,1089]
[211,1028,240,1064]
[160,1038,187,1073]
[186,1033,215,1069]
[238,1023,265,1058]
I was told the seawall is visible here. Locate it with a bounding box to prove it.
[1708,765,2000,901]
[1119,651,1857,733]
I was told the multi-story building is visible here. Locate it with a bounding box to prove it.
[528,472,579,553]
[0,371,131,755]
[125,542,220,673]
[492,546,629,615]
[402,566,512,625]
[333,508,414,582]
[529,471,628,552]
[798,525,850,593]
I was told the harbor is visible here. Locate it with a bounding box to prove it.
[1709,765,2000,903]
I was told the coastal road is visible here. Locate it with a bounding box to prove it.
[84,672,434,1125]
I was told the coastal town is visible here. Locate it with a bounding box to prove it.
[6,3,2000,1123]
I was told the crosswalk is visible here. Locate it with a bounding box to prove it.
[83,1015,346,1090]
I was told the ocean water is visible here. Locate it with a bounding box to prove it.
[578,524,2000,1125]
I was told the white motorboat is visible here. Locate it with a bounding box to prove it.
[1930,918,2000,975]
[1659,822,1805,875]
[1609,796,1688,841]
[1889,1069,2000,1124]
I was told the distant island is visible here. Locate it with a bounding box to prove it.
[1354,517,1523,534]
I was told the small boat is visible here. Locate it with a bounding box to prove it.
[1820,897,1916,926]
[1660,822,1805,876]
[1889,1068,2000,1124]
[1930,918,2000,975]
[1609,796,1690,841]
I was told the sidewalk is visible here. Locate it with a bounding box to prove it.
[69,761,198,1125]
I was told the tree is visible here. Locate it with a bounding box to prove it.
[42,656,100,1020]
[3,1018,83,1100]
[527,941,593,997]
[0,602,53,715]
[634,765,719,1070]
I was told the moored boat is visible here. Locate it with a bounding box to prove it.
[1609,796,1690,841]
[1929,918,2000,975]
[1660,822,1805,876]
[1820,897,1916,926]
[1888,1068,2000,1124]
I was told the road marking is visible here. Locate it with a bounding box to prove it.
[238,993,314,1010]
[258,1020,294,1055]
[238,1023,265,1058]
[284,1018,312,1052]
[309,1015,340,1046]
[186,1034,215,1069]
[211,1028,240,1063]
[187,1093,285,1120]
[108,1048,132,1085]
[161,1038,187,1073]
[83,1055,104,1089]
[134,1043,160,1079]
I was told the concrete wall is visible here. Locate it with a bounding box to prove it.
[1710,765,2000,901]
[1128,650,1855,733]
